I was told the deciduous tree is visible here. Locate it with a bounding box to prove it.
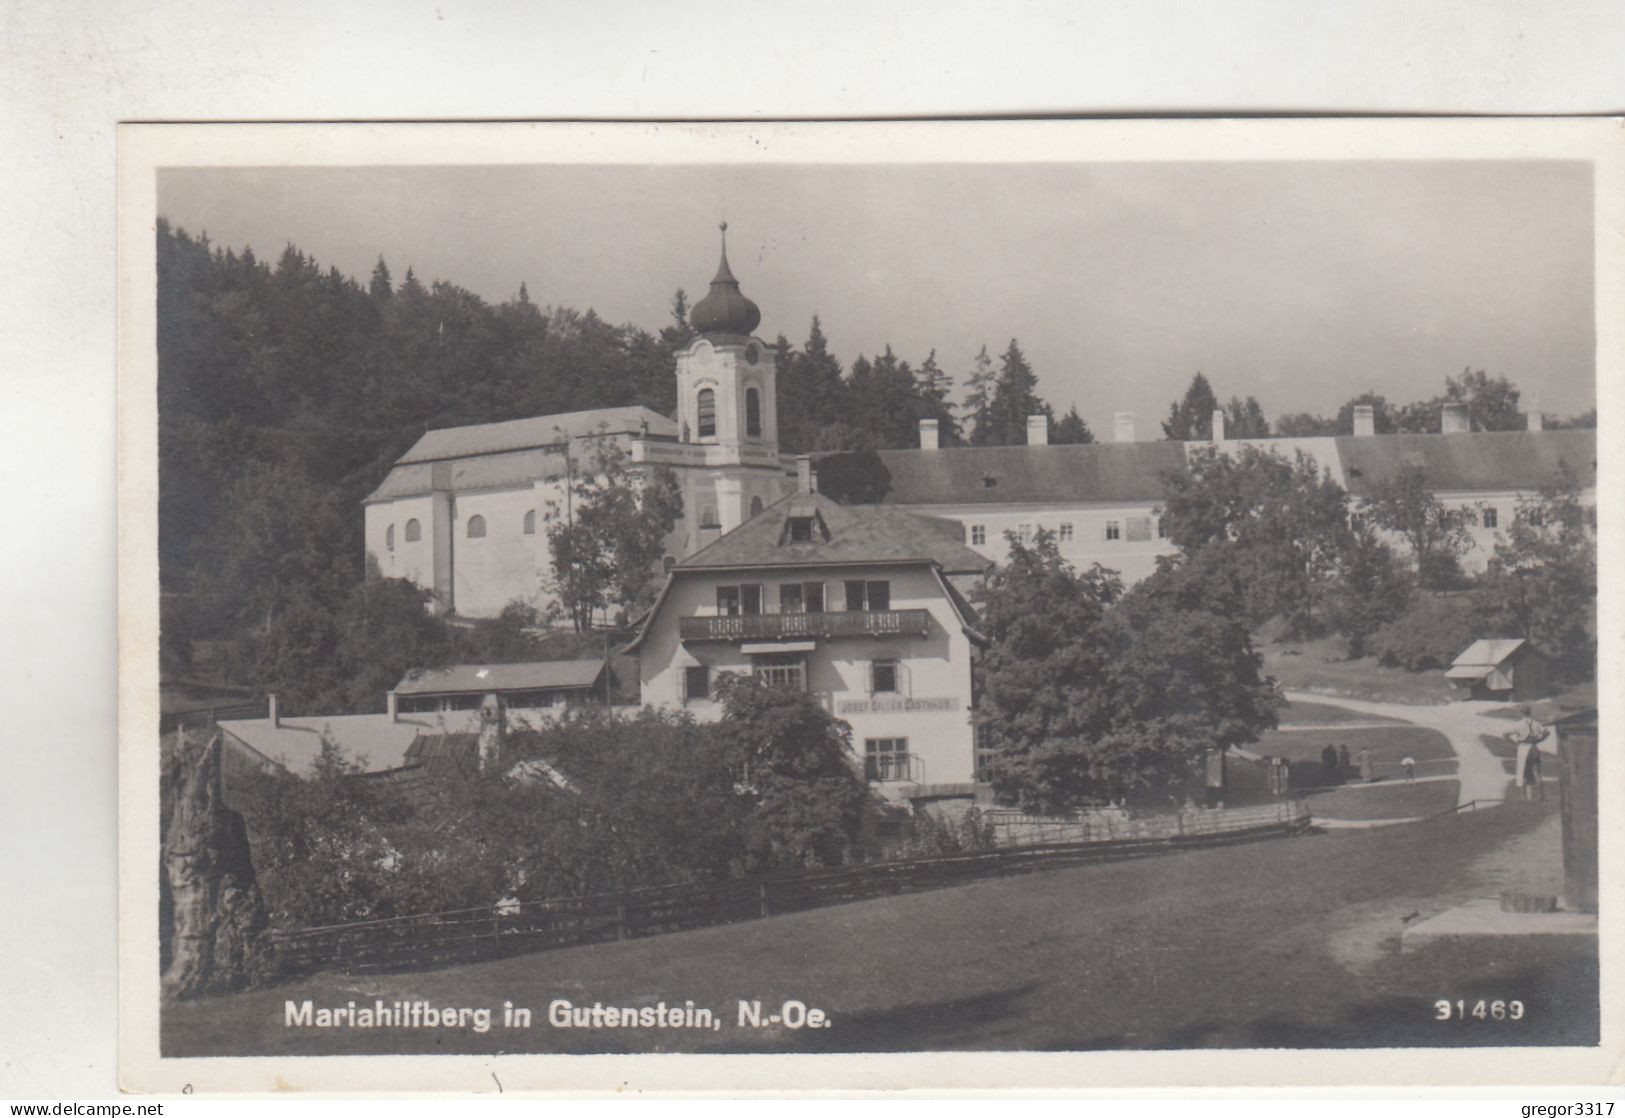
[546,435,684,631]
[1361,464,1474,590]
[1159,445,1351,633]
[714,674,871,869]
[1470,465,1596,679]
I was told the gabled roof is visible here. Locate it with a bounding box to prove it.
[819,442,1191,506]
[1451,638,1532,669]
[1335,429,1595,497]
[393,660,606,696]
[398,406,675,465]
[678,491,991,574]
[366,406,677,503]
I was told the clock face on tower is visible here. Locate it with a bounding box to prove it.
[745,343,760,365]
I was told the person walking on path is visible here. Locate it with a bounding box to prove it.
[1357,747,1376,783]
[1401,755,1417,782]
[1338,744,1351,778]
[1505,706,1550,802]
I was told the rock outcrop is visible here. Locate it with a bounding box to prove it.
[161,732,270,999]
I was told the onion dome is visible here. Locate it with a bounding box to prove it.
[689,222,761,338]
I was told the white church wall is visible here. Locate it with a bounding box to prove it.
[365,495,436,587]
[448,485,545,618]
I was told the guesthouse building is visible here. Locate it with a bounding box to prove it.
[626,461,993,798]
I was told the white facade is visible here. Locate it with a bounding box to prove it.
[636,561,982,793]
[935,500,1172,585]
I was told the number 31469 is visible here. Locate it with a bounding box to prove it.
[1435,999,1524,1020]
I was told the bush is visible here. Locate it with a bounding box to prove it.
[1367,595,1476,671]
[893,806,997,857]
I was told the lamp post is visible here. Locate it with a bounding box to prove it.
[1513,565,1533,642]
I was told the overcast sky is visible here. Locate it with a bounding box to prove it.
[158,160,1595,432]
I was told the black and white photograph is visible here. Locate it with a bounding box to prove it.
[116,120,1618,1091]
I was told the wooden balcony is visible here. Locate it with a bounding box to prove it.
[679,609,931,643]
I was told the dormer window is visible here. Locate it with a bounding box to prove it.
[788,516,814,542]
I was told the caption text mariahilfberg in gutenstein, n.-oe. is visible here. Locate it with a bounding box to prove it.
[285,997,833,1034]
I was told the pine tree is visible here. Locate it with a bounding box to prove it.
[1224,395,1270,438]
[369,257,393,300]
[987,339,1051,446]
[960,344,998,445]
[1051,404,1094,444]
[777,316,848,453]
[1163,372,1219,440]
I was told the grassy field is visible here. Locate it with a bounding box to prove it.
[163,803,1594,1056]
[1229,726,1457,818]
[1262,638,1453,705]
[1256,726,1454,767]
[1276,700,1404,726]
[1482,680,1598,722]
[1299,779,1461,820]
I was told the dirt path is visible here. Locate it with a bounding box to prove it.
[1281,690,1518,804]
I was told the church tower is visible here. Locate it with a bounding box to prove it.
[674,223,780,458]
[661,223,790,542]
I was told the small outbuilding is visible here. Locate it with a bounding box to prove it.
[1446,638,1551,702]
[390,659,608,715]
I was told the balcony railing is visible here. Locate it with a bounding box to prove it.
[679,609,931,643]
[864,752,923,783]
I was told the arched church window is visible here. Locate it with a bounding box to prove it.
[467,514,486,539]
[745,387,762,437]
[697,388,717,439]
[523,509,536,535]
[749,495,765,518]
[404,518,421,542]
[385,524,395,550]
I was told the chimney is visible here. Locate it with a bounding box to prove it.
[1211,409,1226,442]
[1114,412,1135,443]
[1441,402,1470,434]
[919,418,939,450]
[386,689,399,722]
[1027,414,1049,446]
[1527,405,1543,432]
[1352,404,1375,438]
[267,693,280,728]
[795,454,814,494]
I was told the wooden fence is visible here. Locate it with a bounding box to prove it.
[270,801,1313,976]
[986,800,1309,846]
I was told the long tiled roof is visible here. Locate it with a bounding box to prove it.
[678,491,990,574]
[394,660,606,696]
[1332,430,1595,497]
[818,429,1595,507]
[819,442,1191,506]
